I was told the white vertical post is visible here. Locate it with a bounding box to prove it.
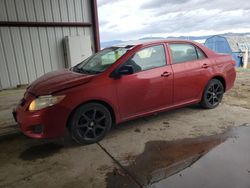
[243,49,249,69]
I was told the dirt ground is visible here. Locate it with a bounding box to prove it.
[223,69,250,109]
[0,69,250,188]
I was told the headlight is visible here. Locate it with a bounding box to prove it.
[29,95,65,111]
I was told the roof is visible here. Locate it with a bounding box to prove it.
[223,35,250,52]
[112,39,217,57]
[113,39,192,48]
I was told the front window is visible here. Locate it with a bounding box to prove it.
[125,45,167,73]
[73,47,129,74]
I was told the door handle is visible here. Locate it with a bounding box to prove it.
[161,72,171,77]
[202,64,209,69]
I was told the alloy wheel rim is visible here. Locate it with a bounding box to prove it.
[206,83,223,106]
[76,108,106,140]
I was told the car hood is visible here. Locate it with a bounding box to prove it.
[27,69,94,96]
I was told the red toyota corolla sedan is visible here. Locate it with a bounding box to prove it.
[13,40,236,144]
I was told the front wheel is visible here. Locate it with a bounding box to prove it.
[69,103,112,144]
[200,79,224,109]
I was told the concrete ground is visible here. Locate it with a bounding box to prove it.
[0,88,25,136]
[0,69,250,188]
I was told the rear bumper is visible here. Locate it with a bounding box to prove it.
[225,67,236,92]
[13,103,70,139]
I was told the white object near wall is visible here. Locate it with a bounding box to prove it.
[64,35,93,68]
[243,49,249,69]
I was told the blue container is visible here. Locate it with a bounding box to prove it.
[205,36,242,67]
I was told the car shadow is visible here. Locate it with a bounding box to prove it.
[2,104,205,161]
[110,103,203,133]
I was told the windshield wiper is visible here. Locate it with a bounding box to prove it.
[73,67,101,74]
[82,69,102,74]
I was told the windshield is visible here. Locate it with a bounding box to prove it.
[72,47,129,74]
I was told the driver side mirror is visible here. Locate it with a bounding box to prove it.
[118,65,134,75]
[110,65,134,79]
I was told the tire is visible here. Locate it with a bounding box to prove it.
[69,103,112,144]
[200,79,224,109]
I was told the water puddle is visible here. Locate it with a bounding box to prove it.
[106,124,250,188]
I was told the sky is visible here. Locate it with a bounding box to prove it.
[97,0,250,42]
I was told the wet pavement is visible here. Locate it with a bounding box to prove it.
[105,136,224,187]
[151,124,250,188]
[106,125,250,188]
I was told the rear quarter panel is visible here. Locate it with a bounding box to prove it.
[206,54,236,91]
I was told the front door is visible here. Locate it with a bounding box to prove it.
[115,44,173,119]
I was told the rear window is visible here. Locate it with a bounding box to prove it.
[169,44,206,64]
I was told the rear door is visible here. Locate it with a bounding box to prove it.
[168,43,210,105]
[115,44,173,119]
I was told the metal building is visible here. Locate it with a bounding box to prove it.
[0,0,100,90]
[205,35,250,67]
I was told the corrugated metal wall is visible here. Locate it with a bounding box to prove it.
[0,0,94,89]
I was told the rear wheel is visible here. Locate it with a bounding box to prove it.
[69,103,112,144]
[200,79,224,109]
